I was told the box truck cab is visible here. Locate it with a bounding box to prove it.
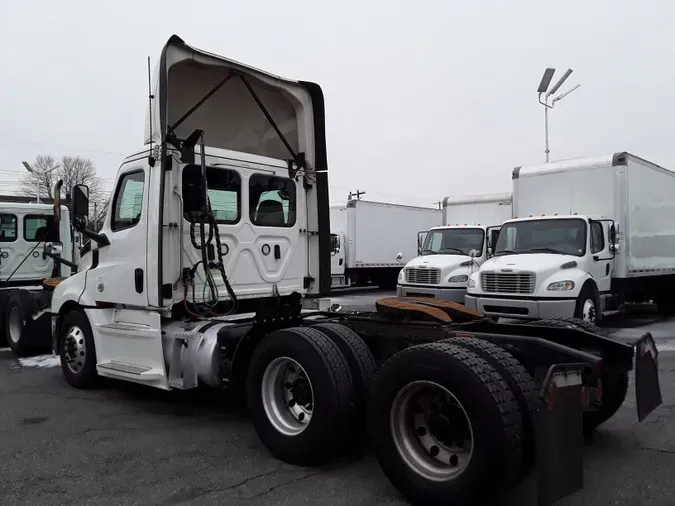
[396,193,512,301]
[466,152,675,322]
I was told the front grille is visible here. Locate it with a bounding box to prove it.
[405,267,441,285]
[481,272,535,294]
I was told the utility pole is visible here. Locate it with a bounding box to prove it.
[348,189,366,201]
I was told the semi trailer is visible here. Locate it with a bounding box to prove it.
[37,36,662,506]
[330,199,442,289]
[397,192,512,301]
[466,153,675,323]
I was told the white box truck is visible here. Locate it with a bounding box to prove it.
[466,152,675,322]
[397,192,512,301]
[330,199,441,289]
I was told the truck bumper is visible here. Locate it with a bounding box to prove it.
[464,295,576,319]
[396,284,466,303]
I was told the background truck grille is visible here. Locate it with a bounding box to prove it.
[405,268,441,285]
[481,272,535,294]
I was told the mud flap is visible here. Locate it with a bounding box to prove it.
[500,363,585,506]
[634,332,662,422]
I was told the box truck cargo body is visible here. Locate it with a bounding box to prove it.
[466,152,675,321]
[397,193,512,301]
[330,199,442,289]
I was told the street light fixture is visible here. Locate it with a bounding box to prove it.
[22,161,61,204]
[537,68,581,162]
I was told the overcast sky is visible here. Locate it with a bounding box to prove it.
[1,1,673,207]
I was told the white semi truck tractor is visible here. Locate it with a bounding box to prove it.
[41,37,662,506]
[397,192,512,302]
[466,152,675,323]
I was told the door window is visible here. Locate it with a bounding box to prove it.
[182,165,241,224]
[111,171,145,232]
[0,214,17,242]
[590,222,605,254]
[24,215,56,242]
[249,175,297,227]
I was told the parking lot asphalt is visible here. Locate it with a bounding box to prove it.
[1,290,675,506]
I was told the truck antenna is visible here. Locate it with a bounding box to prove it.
[147,56,155,167]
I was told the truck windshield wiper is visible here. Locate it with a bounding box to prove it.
[522,247,567,255]
[420,249,438,255]
[438,247,465,255]
[494,249,517,257]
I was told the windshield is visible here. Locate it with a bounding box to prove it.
[421,228,485,256]
[494,218,587,257]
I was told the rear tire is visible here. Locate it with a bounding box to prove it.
[311,322,376,428]
[5,291,40,356]
[368,341,524,506]
[246,326,356,466]
[527,316,612,336]
[59,310,100,389]
[449,337,537,486]
[583,370,629,435]
[0,289,15,347]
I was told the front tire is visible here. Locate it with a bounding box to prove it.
[574,285,600,324]
[59,310,99,389]
[368,341,524,506]
[246,326,356,466]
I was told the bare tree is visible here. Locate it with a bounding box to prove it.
[17,155,110,227]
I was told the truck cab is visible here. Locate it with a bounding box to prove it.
[396,224,501,301]
[465,214,617,322]
[0,203,73,286]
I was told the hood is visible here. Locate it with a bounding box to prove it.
[144,35,324,167]
[405,254,470,270]
[481,253,579,273]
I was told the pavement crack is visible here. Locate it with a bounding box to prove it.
[641,446,675,455]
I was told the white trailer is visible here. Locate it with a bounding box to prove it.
[330,199,441,289]
[397,192,512,301]
[466,152,675,322]
[0,200,78,354]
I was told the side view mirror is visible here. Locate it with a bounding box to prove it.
[44,241,64,256]
[396,252,404,262]
[469,249,478,259]
[72,184,90,230]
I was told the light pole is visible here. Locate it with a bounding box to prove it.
[22,161,60,204]
[537,68,581,162]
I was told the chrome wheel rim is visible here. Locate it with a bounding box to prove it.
[582,299,596,322]
[390,380,474,482]
[63,325,86,374]
[261,357,314,436]
[8,306,23,344]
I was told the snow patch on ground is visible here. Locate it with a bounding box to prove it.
[0,347,10,352]
[657,341,675,352]
[19,355,61,369]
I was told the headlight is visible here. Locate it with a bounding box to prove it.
[467,278,476,288]
[448,274,469,283]
[547,280,575,291]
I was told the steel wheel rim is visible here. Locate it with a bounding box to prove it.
[582,299,596,322]
[7,306,24,345]
[390,380,474,482]
[63,325,86,374]
[261,357,314,436]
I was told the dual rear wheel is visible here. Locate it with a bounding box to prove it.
[247,325,536,506]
